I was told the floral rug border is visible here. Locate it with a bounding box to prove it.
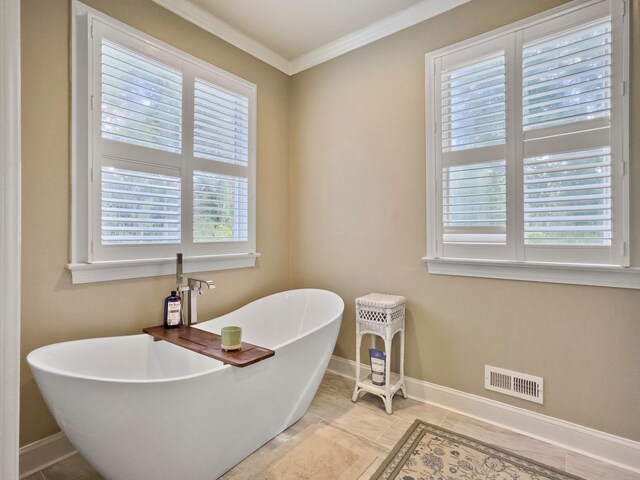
[371,420,586,480]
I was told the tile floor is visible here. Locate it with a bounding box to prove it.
[24,371,640,480]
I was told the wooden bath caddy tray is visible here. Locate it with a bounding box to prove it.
[143,325,275,368]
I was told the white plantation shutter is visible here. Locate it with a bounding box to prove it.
[101,39,182,153]
[193,172,248,243]
[522,21,611,132]
[521,7,622,265]
[443,160,507,244]
[194,80,249,166]
[101,167,181,245]
[441,54,506,152]
[427,0,627,268]
[434,37,512,260]
[523,148,611,246]
[189,72,252,255]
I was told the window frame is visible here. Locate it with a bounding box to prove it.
[69,1,259,284]
[424,0,640,289]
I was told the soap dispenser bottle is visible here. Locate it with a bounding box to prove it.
[164,291,182,328]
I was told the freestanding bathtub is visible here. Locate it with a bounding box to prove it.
[27,289,344,480]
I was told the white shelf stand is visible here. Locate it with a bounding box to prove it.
[352,293,407,414]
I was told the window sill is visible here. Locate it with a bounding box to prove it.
[423,257,640,289]
[68,253,261,284]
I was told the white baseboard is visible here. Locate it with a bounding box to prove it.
[328,355,640,474]
[19,431,76,478]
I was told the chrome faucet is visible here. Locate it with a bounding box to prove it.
[185,277,215,325]
[175,254,215,326]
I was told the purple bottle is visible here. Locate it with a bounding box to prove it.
[163,291,182,328]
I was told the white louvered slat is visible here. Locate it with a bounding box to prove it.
[441,53,506,152]
[194,79,249,166]
[101,167,181,245]
[193,171,248,243]
[522,21,612,132]
[523,148,611,245]
[442,160,506,244]
[100,39,182,153]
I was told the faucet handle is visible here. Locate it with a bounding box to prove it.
[188,278,215,290]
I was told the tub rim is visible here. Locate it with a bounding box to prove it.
[27,288,344,384]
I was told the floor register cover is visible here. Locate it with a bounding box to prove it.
[371,420,586,480]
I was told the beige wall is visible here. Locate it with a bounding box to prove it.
[20,0,290,446]
[290,0,640,442]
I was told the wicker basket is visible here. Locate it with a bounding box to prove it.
[355,293,406,337]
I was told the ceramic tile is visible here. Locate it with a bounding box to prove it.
[441,411,567,471]
[40,454,103,480]
[318,370,357,399]
[566,451,640,480]
[355,391,449,426]
[308,389,396,443]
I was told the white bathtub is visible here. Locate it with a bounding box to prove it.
[27,289,344,480]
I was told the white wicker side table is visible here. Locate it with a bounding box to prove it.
[351,293,407,414]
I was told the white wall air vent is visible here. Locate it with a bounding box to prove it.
[485,365,543,404]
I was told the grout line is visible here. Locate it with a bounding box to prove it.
[304,411,324,423]
[317,414,387,449]
[374,419,397,444]
[440,411,458,429]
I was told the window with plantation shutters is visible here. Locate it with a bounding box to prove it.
[69,6,257,282]
[426,0,629,279]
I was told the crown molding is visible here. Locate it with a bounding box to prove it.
[153,0,470,76]
[289,0,471,74]
[151,0,291,74]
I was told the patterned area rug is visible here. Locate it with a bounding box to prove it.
[371,420,586,480]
